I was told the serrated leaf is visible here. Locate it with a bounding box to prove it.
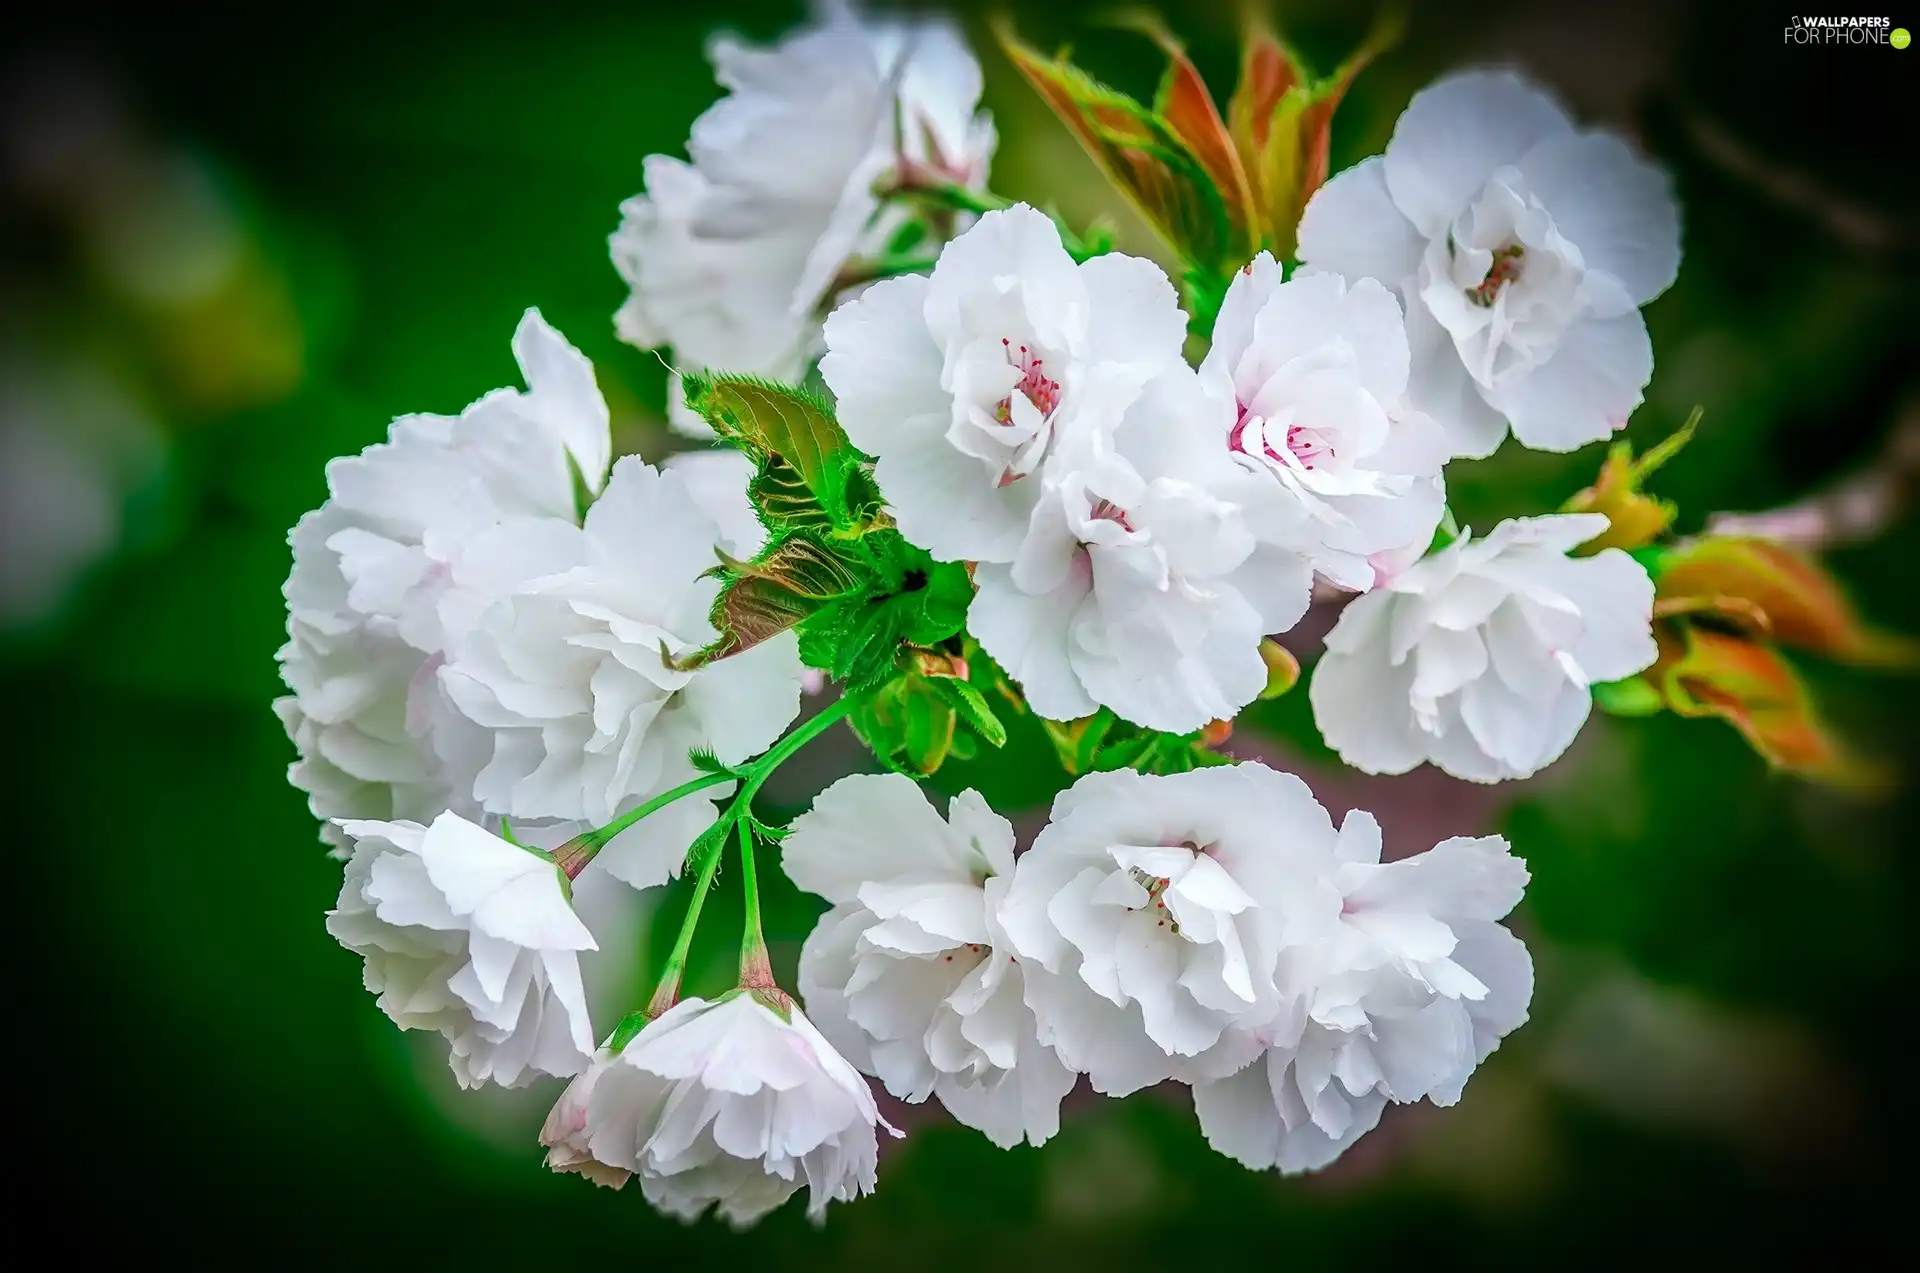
[681,373,848,497]
[720,535,865,602]
[901,689,957,775]
[929,676,1008,749]
[995,18,1238,274]
[679,532,872,669]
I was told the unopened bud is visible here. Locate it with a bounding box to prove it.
[1258,639,1300,699]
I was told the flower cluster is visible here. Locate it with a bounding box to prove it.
[278,1,1718,1231]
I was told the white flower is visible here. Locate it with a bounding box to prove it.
[437,456,802,888]
[786,774,1077,1149]
[613,1,995,434]
[1310,513,1656,782]
[540,1048,631,1188]
[1200,258,1449,590]
[1297,69,1680,457]
[569,992,892,1226]
[820,204,1188,564]
[998,764,1338,1096]
[275,310,610,847]
[1193,815,1533,1173]
[325,811,598,1088]
[969,364,1305,732]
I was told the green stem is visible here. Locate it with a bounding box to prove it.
[637,698,852,1015]
[549,770,734,879]
[736,819,774,990]
[645,818,726,1018]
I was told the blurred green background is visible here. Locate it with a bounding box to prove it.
[5,0,1916,1262]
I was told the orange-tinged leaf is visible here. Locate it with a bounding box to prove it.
[1227,20,1302,209]
[1113,13,1258,253]
[1657,625,1889,792]
[1657,537,1920,668]
[1252,4,1406,259]
[993,18,1236,273]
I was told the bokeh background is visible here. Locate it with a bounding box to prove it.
[6,0,1916,1261]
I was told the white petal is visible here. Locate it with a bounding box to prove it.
[1494,313,1652,452]
[1382,70,1574,238]
[1296,157,1425,286]
[1516,131,1680,308]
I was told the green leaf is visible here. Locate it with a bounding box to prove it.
[719,535,865,602]
[680,373,848,498]
[1594,676,1666,717]
[930,677,1008,750]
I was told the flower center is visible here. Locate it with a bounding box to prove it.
[1229,402,1334,471]
[1466,242,1525,308]
[993,339,1061,425]
[1088,497,1134,532]
[1127,866,1179,933]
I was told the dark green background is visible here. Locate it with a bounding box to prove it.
[7,0,1916,1262]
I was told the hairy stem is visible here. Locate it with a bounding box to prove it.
[639,698,853,1014]
[645,822,727,1018]
[550,770,734,879]
[737,819,774,990]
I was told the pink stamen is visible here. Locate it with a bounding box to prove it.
[1229,401,1334,470]
[993,338,1062,425]
[1089,498,1133,531]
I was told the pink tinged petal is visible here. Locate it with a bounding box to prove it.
[1514,131,1680,308]
[1493,312,1652,452]
[1382,70,1575,239]
[1297,157,1426,287]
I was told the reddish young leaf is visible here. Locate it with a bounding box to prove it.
[1657,536,1920,668]
[1117,13,1258,250]
[1227,21,1301,204]
[994,18,1236,272]
[1656,624,1889,792]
